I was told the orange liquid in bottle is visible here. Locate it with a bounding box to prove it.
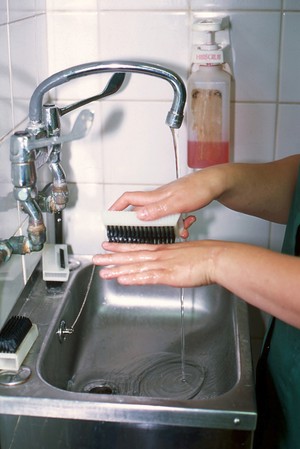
[188,141,229,168]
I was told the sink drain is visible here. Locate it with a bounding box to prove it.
[82,380,117,395]
[0,366,31,386]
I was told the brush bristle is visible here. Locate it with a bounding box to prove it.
[103,211,181,244]
[0,316,32,353]
[107,225,176,244]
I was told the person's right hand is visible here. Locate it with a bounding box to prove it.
[109,168,225,238]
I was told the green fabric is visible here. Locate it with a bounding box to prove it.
[255,169,300,449]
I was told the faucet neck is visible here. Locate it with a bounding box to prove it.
[29,60,186,128]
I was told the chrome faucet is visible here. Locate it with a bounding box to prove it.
[0,61,186,264]
[28,60,186,127]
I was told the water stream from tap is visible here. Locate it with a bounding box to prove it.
[171,128,186,383]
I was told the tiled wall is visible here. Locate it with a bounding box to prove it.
[0,1,47,326]
[45,0,300,258]
[1,1,300,340]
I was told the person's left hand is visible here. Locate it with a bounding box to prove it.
[93,240,216,288]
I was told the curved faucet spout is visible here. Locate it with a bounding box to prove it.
[29,60,186,128]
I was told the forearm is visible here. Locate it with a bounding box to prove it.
[216,155,300,223]
[213,242,300,327]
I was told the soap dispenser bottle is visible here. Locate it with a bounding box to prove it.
[187,17,231,169]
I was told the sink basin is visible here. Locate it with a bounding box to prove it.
[0,255,256,449]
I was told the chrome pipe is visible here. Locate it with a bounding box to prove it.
[29,60,186,128]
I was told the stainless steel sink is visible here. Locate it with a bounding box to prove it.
[0,255,256,449]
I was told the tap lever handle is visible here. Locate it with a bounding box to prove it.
[28,109,94,151]
[58,72,126,116]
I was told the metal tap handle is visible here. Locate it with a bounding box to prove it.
[58,72,126,116]
[28,109,94,151]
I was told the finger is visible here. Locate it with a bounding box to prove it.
[100,264,178,287]
[93,250,156,267]
[116,270,168,286]
[100,241,168,253]
[99,259,164,281]
[179,215,197,239]
[183,215,197,229]
[109,191,157,211]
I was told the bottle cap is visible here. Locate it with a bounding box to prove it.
[191,17,225,65]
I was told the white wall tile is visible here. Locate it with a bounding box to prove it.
[191,0,281,9]
[102,101,183,185]
[98,11,189,101]
[35,14,48,83]
[189,202,270,248]
[0,9,48,327]
[47,12,99,100]
[0,139,12,184]
[283,0,300,10]
[233,103,276,163]
[10,17,38,125]
[270,222,286,252]
[0,25,13,138]
[0,2,7,25]
[61,103,104,183]
[103,183,157,209]
[99,0,188,10]
[0,182,19,238]
[47,0,97,10]
[63,182,105,254]
[8,0,36,22]
[0,257,26,327]
[279,13,300,102]
[276,104,300,159]
[229,12,280,102]
[35,0,47,13]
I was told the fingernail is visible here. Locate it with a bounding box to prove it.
[100,269,109,278]
[137,208,148,219]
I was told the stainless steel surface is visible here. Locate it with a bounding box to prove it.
[29,60,186,128]
[0,255,256,448]
[58,72,126,116]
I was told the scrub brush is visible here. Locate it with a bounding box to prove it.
[103,211,183,244]
[0,316,38,371]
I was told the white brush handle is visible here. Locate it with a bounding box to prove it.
[103,211,181,228]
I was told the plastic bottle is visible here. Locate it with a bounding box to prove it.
[187,18,231,169]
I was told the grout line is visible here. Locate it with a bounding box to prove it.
[6,2,15,131]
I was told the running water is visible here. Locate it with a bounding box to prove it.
[171,128,186,383]
[171,128,180,180]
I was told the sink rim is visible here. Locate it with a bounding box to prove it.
[0,255,257,431]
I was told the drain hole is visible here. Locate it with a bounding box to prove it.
[89,385,113,395]
[82,380,117,395]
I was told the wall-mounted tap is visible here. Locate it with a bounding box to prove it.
[28,60,186,127]
[0,61,186,265]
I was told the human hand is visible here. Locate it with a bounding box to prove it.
[109,169,224,238]
[93,240,217,288]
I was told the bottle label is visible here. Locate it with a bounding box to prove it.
[192,47,224,65]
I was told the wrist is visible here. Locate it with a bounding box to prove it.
[197,163,233,203]
[207,241,231,285]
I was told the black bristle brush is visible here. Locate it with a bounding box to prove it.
[0,316,32,353]
[103,211,183,244]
